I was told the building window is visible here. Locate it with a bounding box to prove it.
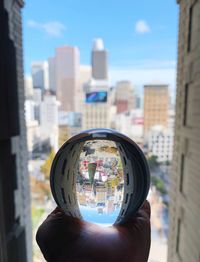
[179,154,185,193]
[187,6,193,52]
[183,84,188,126]
[187,1,200,52]
[176,219,181,255]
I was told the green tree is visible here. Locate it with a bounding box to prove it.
[151,176,167,195]
[88,163,97,185]
[40,150,55,179]
[165,160,171,166]
[148,155,159,169]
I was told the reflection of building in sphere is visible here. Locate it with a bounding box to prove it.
[76,139,125,224]
[96,185,107,204]
[78,193,87,206]
[107,200,115,214]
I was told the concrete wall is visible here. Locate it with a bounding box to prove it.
[168,0,200,261]
[1,1,32,261]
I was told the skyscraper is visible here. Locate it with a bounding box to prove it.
[40,91,59,152]
[148,125,174,163]
[75,65,91,112]
[24,75,33,99]
[115,81,135,113]
[48,57,56,92]
[55,46,80,112]
[144,84,169,135]
[83,39,110,130]
[80,65,92,84]
[31,61,49,91]
[92,38,108,80]
[168,1,200,261]
[83,80,110,129]
[33,88,42,124]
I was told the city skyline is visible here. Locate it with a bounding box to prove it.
[26,41,176,104]
[23,0,178,95]
[2,1,200,262]
[22,3,176,262]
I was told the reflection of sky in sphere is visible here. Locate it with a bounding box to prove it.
[76,140,124,225]
[79,206,122,226]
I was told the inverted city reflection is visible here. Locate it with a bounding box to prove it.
[76,140,124,226]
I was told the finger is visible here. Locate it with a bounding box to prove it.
[36,210,83,260]
[48,207,64,218]
[44,207,66,223]
[121,200,151,228]
[137,200,151,219]
[50,206,63,214]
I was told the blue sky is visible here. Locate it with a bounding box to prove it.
[23,0,179,94]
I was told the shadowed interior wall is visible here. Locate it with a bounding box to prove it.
[0,1,32,261]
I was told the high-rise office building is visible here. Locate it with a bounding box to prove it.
[55,46,80,112]
[83,80,110,129]
[40,91,59,152]
[135,94,142,109]
[31,61,49,91]
[25,100,40,157]
[92,38,108,80]
[25,100,35,123]
[144,84,169,135]
[33,88,42,124]
[80,65,92,84]
[0,1,32,261]
[75,65,91,112]
[83,39,110,130]
[115,81,135,113]
[48,57,56,92]
[168,1,200,261]
[114,109,144,145]
[24,75,33,99]
[26,120,40,156]
[148,125,174,163]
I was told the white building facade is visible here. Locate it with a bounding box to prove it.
[83,80,110,129]
[148,125,174,163]
[26,120,40,154]
[114,109,144,145]
[40,93,59,151]
[75,65,91,113]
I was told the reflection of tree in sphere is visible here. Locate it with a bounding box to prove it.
[88,163,97,185]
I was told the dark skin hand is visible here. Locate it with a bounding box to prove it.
[36,200,151,262]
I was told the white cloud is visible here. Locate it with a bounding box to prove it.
[27,20,66,37]
[135,20,150,34]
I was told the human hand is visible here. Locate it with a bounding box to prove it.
[36,200,151,262]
